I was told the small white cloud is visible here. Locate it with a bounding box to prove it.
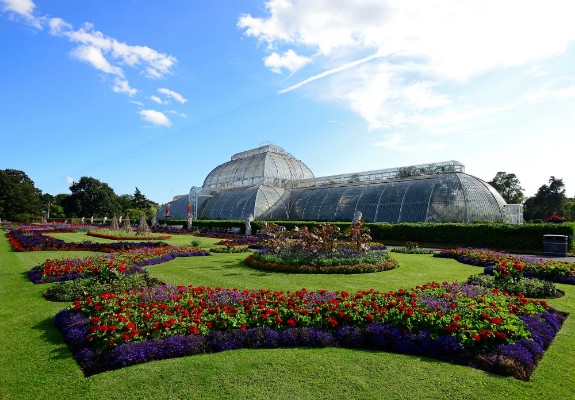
[150,95,163,104]
[129,100,144,106]
[139,109,172,127]
[1,0,41,27]
[157,88,187,104]
[64,176,75,184]
[113,78,137,96]
[264,49,312,74]
[49,18,177,79]
[71,45,124,76]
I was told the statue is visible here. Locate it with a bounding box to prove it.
[187,216,193,231]
[103,216,107,225]
[81,217,85,224]
[119,215,123,224]
[352,210,362,224]
[151,216,158,228]
[90,216,94,224]
[245,213,254,235]
[165,203,171,218]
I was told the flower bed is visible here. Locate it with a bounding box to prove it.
[245,252,398,274]
[6,229,169,252]
[214,237,261,246]
[436,248,575,284]
[56,281,565,379]
[87,231,172,240]
[28,246,210,284]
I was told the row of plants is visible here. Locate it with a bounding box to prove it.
[87,230,172,241]
[213,237,262,246]
[436,248,575,284]
[390,241,435,254]
[28,246,210,284]
[57,281,565,379]
[6,229,169,252]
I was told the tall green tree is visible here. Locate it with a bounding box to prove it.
[63,177,121,218]
[0,169,42,221]
[523,176,567,221]
[488,172,524,204]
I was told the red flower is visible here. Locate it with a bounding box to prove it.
[286,318,297,327]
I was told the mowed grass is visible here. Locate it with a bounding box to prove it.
[1,232,575,400]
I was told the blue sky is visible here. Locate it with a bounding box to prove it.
[2,0,575,206]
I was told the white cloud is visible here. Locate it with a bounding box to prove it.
[522,82,575,103]
[139,109,172,127]
[113,78,137,96]
[71,45,124,76]
[240,0,575,133]
[157,88,187,104]
[1,0,40,27]
[264,49,311,74]
[49,20,177,79]
[64,176,75,184]
[150,95,163,104]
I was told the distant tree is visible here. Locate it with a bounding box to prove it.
[523,176,567,221]
[0,169,42,221]
[565,198,575,222]
[63,177,121,218]
[488,172,524,204]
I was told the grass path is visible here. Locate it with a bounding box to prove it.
[1,232,574,399]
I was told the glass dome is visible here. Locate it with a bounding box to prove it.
[202,144,314,191]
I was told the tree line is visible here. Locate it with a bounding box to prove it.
[488,172,574,222]
[0,169,159,222]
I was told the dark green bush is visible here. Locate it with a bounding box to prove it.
[467,274,557,298]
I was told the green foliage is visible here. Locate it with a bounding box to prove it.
[488,171,524,204]
[467,274,557,298]
[366,222,574,252]
[524,176,567,221]
[0,169,42,220]
[43,273,163,302]
[63,176,121,218]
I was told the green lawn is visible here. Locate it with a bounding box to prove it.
[1,232,574,400]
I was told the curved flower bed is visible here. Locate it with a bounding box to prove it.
[245,248,399,274]
[436,248,575,284]
[6,229,169,252]
[28,246,210,284]
[87,231,172,240]
[56,281,565,379]
[214,237,262,246]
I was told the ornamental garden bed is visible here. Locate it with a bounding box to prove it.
[6,229,170,252]
[87,230,172,240]
[55,281,566,379]
[28,246,210,284]
[436,248,575,284]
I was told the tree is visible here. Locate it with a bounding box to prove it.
[523,176,566,221]
[63,177,121,218]
[0,169,42,221]
[488,172,524,204]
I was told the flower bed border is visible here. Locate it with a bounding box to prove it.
[244,254,399,274]
[55,307,566,380]
[435,248,575,284]
[28,249,211,284]
[6,230,169,252]
[87,231,172,240]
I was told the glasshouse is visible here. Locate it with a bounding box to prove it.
[157,144,520,223]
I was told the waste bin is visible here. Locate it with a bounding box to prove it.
[543,234,568,257]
